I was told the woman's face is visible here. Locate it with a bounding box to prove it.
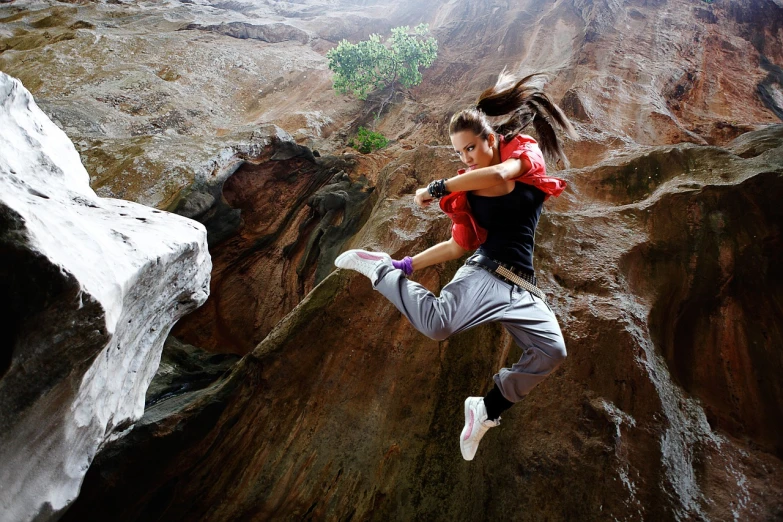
[450,130,496,170]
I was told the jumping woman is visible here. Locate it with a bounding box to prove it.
[335,69,577,461]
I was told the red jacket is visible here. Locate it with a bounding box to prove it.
[439,134,567,250]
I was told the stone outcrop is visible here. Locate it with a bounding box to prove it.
[183,22,311,44]
[143,336,240,410]
[169,128,374,354]
[0,73,211,522]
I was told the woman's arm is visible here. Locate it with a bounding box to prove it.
[445,156,530,191]
[414,156,532,206]
[411,237,468,271]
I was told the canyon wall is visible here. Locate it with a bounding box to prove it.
[0,0,781,520]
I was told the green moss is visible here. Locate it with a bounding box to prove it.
[0,11,30,24]
[598,147,698,203]
[80,136,197,207]
[601,159,664,202]
[7,69,43,92]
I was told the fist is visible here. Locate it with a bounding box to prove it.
[414,187,433,207]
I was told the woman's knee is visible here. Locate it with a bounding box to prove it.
[425,323,453,341]
[549,337,567,367]
[419,302,458,340]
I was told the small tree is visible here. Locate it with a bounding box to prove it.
[326,23,438,102]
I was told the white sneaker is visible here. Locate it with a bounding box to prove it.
[334,249,392,285]
[460,397,500,461]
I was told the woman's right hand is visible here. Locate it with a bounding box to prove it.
[414,187,433,207]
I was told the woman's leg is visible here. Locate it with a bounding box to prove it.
[372,263,508,341]
[483,383,514,421]
[496,289,567,403]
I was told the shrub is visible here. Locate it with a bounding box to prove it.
[348,127,389,153]
[326,24,438,100]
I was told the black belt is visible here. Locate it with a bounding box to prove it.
[466,254,547,302]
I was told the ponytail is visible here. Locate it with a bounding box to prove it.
[449,68,578,168]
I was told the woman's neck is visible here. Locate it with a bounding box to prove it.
[491,137,501,165]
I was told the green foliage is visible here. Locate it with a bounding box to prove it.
[326,23,438,100]
[347,127,389,154]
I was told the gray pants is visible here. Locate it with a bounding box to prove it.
[373,255,567,403]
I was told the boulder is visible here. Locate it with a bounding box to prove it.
[0,73,211,522]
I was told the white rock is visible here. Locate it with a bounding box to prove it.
[0,73,212,522]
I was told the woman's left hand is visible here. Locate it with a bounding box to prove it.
[414,187,434,207]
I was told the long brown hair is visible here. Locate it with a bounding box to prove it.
[449,68,578,168]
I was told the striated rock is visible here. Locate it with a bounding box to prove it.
[169,127,374,354]
[0,73,211,521]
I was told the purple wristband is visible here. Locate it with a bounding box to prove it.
[392,256,414,276]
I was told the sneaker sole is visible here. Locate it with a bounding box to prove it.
[460,398,474,461]
[334,250,388,268]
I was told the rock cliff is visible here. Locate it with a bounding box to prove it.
[1,0,782,520]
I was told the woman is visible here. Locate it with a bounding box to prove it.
[335,69,577,461]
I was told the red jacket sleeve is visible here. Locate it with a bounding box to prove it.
[501,136,566,199]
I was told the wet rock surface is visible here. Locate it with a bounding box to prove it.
[629,171,783,456]
[143,336,239,409]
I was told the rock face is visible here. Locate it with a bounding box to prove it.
[143,336,240,410]
[1,0,783,520]
[1,0,780,209]
[0,73,211,522]
[62,127,783,521]
[169,134,375,354]
[183,22,311,44]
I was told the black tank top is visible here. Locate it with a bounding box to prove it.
[466,182,545,274]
